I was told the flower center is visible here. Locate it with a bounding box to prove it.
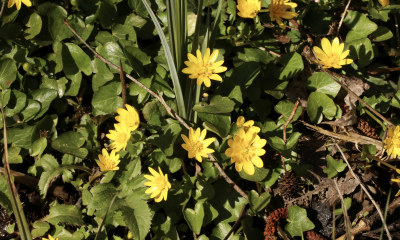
[104,160,115,169]
[153,177,166,190]
[328,52,341,66]
[116,132,130,144]
[198,63,213,78]
[392,135,400,148]
[192,141,204,153]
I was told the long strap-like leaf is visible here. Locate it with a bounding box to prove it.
[142,0,187,119]
[1,106,32,240]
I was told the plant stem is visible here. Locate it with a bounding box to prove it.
[364,108,386,130]
[259,9,270,12]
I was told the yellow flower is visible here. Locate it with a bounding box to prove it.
[115,104,140,132]
[97,149,120,171]
[144,167,171,202]
[225,129,266,175]
[236,116,260,133]
[384,126,400,158]
[8,0,31,10]
[106,123,131,152]
[269,0,298,29]
[237,0,262,19]
[313,37,353,69]
[391,178,400,197]
[42,235,58,240]
[379,0,389,7]
[181,128,215,162]
[182,48,227,87]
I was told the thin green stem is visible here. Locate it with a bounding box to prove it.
[364,108,386,130]
[366,154,400,173]
[88,172,105,186]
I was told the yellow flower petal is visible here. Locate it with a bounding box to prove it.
[181,127,215,162]
[321,38,332,56]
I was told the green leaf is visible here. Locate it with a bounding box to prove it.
[344,11,378,42]
[307,92,337,123]
[120,198,152,240]
[210,222,240,240]
[23,13,42,40]
[237,48,274,64]
[284,206,315,238]
[248,190,271,212]
[198,113,231,138]
[239,167,269,182]
[148,119,182,156]
[31,138,48,158]
[31,114,54,145]
[346,38,374,67]
[47,6,74,41]
[193,95,235,113]
[129,77,152,104]
[278,52,304,80]
[119,159,142,186]
[274,99,302,123]
[0,174,12,211]
[62,43,92,76]
[268,133,301,157]
[391,90,400,108]
[371,26,393,42]
[305,72,341,98]
[203,202,219,226]
[334,197,352,215]
[1,89,10,108]
[128,0,148,17]
[92,81,123,115]
[6,124,35,149]
[4,90,27,117]
[184,202,205,235]
[242,216,265,239]
[98,42,134,74]
[21,99,41,122]
[98,0,118,29]
[41,204,85,226]
[323,156,347,178]
[209,179,248,224]
[192,179,215,202]
[51,131,88,159]
[28,89,58,119]
[5,147,22,164]
[359,94,390,114]
[124,46,151,77]
[0,59,17,89]
[225,62,261,86]
[113,23,137,42]
[31,221,50,238]
[149,149,181,174]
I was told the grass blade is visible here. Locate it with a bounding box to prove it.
[209,0,223,51]
[0,106,32,240]
[141,0,187,119]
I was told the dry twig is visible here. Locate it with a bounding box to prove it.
[0,0,5,21]
[337,0,352,37]
[336,143,392,240]
[62,19,250,201]
[118,56,127,108]
[283,100,299,142]
[223,204,248,240]
[333,178,352,240]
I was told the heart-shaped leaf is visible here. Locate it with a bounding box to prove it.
[285,206,315,238]
[248,190,271,212]
[193,95,235,113]
[51,131,88,159]
[323,156,347,178]
[184,202,204,235]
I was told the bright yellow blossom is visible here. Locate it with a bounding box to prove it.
[106,123,131,152]
[313,37,353,69]
[181,128,215,162]
[8,0,31,10]
[269,0,298,29]
[115,104,140,131]
[182,48,227,87]
[42,235,58,240]
[391,178,400,197]
[97,149,120,171]
[144,167,171,202]
[379,0,389,7]
[384,126,400,159]
[237,0,262,19]
[225,129,266,175]
[236,116,260,133]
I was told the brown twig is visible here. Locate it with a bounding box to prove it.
[119,56,127,108]
[368,67,400,75]
[223,204,248,240]
[0,167,38,189]
[289,19,314,44]
[336,0,351,37]
[283,100,299,142]
[336,143,392,240]
[311,49,394,128]
[333,178,352,240]
[62,19,250,202]
[0,0,5,21]
[258,47,281,57]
